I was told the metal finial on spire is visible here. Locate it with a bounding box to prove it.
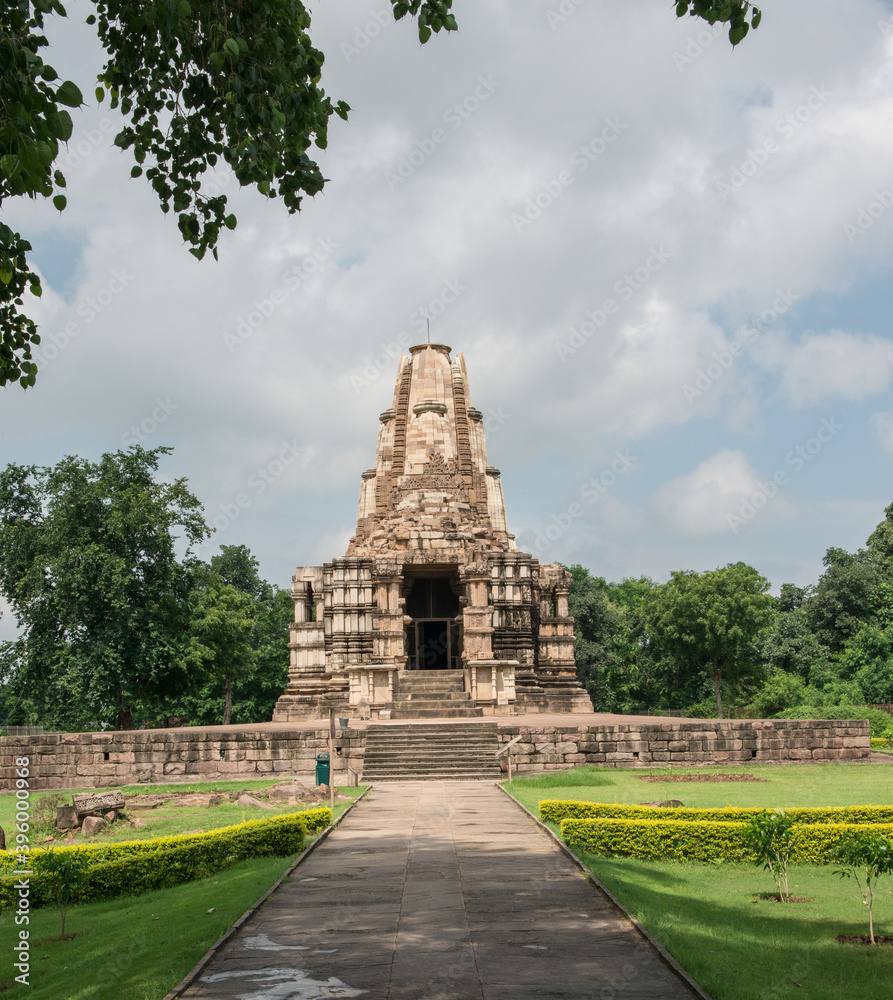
[426,317,430,343]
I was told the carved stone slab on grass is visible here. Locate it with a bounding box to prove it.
[72,790,125,819]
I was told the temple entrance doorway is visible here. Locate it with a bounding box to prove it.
[405,575,462,670]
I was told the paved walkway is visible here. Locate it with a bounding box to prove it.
[182,782,700,1000]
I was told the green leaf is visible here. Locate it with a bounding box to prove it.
[223,214,237,230]
[0,155,20,179]
[676,1,689,16]
[419,25,431,44]
[0,270,13,285]
[131,166,143,178]
[729,22,748,45]
[95,86,105,103]
[56,80,84,108]
[751,8,761,29]
[52,195,67,212]
[47,110,73,141]
[224,38,240,58]
[53,170,66,187]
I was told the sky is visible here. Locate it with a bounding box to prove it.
[2,0,893,638]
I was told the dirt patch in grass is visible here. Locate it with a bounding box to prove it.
[836,934,893,946]
[752,893,813,903]
[636,774,768,783]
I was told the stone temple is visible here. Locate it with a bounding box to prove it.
[273,343,593,721]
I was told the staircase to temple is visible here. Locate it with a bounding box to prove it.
[362,722,502,780]
[389,669,483,719]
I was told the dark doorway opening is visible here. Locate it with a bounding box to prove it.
[405,576,462,670]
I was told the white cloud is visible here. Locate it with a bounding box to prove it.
[1,0,892,594]
[757,329,893,406]
[652,449,797,536]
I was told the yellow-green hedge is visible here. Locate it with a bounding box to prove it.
[871,737,892,749]
[0,807,332,909]
[540,800,893,826]
[560,817,893,864]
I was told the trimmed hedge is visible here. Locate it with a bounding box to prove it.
[560,817,893,864]
[0,807,332,909]
[540,800,893,826]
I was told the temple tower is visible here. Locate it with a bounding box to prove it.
[273,344,593,720]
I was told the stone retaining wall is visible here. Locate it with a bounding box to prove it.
[0,717,870,791]
[0,728,367,791]
[496,718,870,770]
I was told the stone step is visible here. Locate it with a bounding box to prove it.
[388,708,484,719]
[362,720,500,779]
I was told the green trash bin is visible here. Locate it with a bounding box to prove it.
[315,752,330,787]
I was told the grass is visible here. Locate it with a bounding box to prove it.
[583,857,893,1000]
[1,779,365,846]
[504,763,893,1000]
[0,852,302,999]
[0,780,364,998]
[505,762,893,812]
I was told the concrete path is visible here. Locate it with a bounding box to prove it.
[181,782,700,1000]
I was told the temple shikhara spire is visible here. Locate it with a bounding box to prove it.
[273,343,593,719]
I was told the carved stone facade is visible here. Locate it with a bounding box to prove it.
[273,343,593,720]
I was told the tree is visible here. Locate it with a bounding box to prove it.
[743,810,795,903]
[567,566,659,713]
[39,848,90,938]
[805,547,888,653]
[646,562,773,718]
[757,602,830,682]
[867,501,893,566]
[183,577,257,725]
[0,446,210,730]
[1,0,761,388]
[835,831,893,945]
[158,544,292,726]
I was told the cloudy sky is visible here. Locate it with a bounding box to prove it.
[3,0,893,636]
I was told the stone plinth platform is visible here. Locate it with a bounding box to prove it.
[0,714,870,791]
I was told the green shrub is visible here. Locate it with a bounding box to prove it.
[540,800,893,826]
[560,816,893,864]
[0,807,332,909]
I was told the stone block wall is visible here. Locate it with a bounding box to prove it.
[0,717,869,791]
[0,727,367,791]
[495,719,870,771]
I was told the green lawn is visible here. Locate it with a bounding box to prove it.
[1,779,364,846]
[0,781,364,999]
[0,852,301,999]
[506,762,893,812]
[505,764,893,1000]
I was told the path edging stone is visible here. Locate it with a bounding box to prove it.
[497,782,715,1000]
[160,788,370,1000]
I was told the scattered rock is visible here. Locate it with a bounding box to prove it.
[43,835,54,843]
[641,799,685,808]
[82,816,108,838]
[55,806,78,831]
[207,794,224,807]
[235,793,274,810]
[131,818,147,829]
[0,824,5,850]
[175,793,228,808]
[266,780,312,802]
[104,810,118,823]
